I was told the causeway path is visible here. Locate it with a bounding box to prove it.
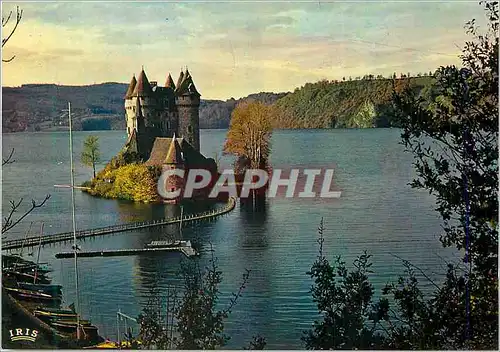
[2,198,236,251]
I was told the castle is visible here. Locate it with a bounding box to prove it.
[124,67,201,159]
[123,67,217,203]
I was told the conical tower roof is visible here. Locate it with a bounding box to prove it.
[124,75,137,99]
[164,135,183,164]
[176,68,200,96]
[132,68,153,97]
[165,73,176,90]
[176,70,185,88]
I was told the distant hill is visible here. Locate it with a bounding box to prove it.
[272,76,434,129]
[1,83,287,133]
[2,76,434,133]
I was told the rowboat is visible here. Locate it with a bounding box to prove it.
[4,287,62,303]
[50,321,98,335]
[3,270,51,284]
[16,282,62,295]
[34,307,78,319]
[47,318,92,326]
[5,263,52,274]
[2,254,35,267]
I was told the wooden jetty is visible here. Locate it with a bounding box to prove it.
[2,198,236,251]
[54,245,198,259]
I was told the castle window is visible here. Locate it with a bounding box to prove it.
[188,126,192,133]
[171,187,175,192]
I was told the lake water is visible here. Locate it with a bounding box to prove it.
[2,129,458,349]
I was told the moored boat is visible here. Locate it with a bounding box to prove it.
[16,282,62,295]
[5,287,62,303]
[47,318,92,326]
[34,307,78,319]
[3,269,51,284]
[50,321,98,336]
[145,239,191,248]
[6,262,52,274]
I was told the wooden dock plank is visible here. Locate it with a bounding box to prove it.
[54,245,198,259]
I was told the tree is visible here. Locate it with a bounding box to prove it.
[305,2,498,350]
[302,220,385,350]
[136,246,255,349]
[2,5,23,62]
[223,101,273,171]
[81,135,101,179]
[392,1,498,348]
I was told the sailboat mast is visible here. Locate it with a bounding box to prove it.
[14,221,33,271]
[68,101,81,340]
[33,223,43,284]
[179,206,183,237]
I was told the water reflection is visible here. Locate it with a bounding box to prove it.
[132,252,183,296]
[238,198,269,249]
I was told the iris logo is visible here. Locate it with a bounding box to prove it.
[9,328,39,343]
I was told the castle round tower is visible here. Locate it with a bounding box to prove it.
[175,69,201,152]
[162,135,185,204]
[124,75,137,136]
[124,68,155,135]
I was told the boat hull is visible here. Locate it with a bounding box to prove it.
[5,287,62,303]
[17,282,62,295]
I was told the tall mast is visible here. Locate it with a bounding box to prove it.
[179,205,183,237]
[33,223,43,284]
[14,221,33,271]
[68,102,81,340]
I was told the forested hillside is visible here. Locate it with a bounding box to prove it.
[1,83,286,132]
[2,76,433,132]
[272,76,434,128]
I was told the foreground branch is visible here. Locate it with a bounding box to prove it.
[2,148,15,165]
[2,195,51,235]
[2,6,23,62]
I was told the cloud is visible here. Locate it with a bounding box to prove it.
[1,1,489,99]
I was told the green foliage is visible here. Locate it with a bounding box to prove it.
[391,1,498,347]
[108,164,159,202]
[302,220,385,349]
[304,220,496,350]
[87,151,160,202]
[174,251,250,349]
[81,135,101,178]
[305,3,498,350]
[136,248,253,349]
[273,76,433,129]
[243,335,267,350]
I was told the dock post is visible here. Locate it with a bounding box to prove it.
[117,309,121,348]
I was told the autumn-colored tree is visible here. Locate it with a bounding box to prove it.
[223,101,273,172]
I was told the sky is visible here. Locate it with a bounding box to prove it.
[1,1,489,100]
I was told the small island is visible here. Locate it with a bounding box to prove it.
[83,67,218,204]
